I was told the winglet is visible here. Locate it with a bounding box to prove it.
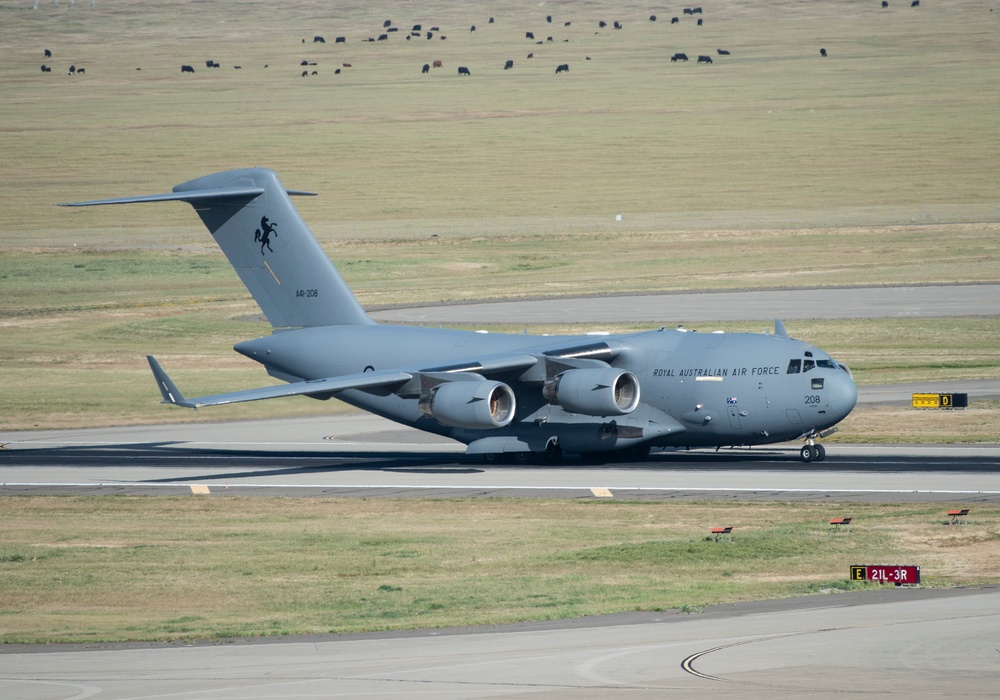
[146,355,196,408]
[774,319,788,337]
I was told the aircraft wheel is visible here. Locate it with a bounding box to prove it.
[800,445,815,463]
[543,443,563,464]
[482,453,501,464]
[814,444,826,462]
[512,452,530,465]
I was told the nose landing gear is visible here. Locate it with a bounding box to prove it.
[800,442,826,462]
[800,428,837,462]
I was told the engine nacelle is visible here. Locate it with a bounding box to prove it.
[542,368,640,416]
[418,380,516,430]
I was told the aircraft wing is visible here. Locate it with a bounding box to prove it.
[147,337,620,409]
[147,356,411,409]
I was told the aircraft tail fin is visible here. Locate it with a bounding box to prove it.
[62,168,372,329]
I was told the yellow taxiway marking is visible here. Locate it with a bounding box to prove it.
[190,485,211,495]
[591,487,614,498]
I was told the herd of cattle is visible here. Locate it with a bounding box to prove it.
[36,2,925,80]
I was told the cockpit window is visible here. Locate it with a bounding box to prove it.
[789,357,836,374]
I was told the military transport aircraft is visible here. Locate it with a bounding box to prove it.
[63,168,857,462]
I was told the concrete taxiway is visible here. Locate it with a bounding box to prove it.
[1,587,997,699]
[370,283,1000,324]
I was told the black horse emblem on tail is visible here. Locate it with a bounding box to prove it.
[253,216,278,255]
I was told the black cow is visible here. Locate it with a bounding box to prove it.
[470,25,476,32]
[697,18,703,26]
[40,64,51,72]
[882,1,889,6]
[76,68,85,74]
[684,8,693,15]
[599,20,607,28]
[555,63,569,74]
[422,63,430,74]
[181,65,195,73]
[335,36,346,44]
[693,7,703,13]
[672,17,679,24]
[68,65,76,75]
[313,36,325,43]
[697,55,712,63]
[671,53,688,62]
[412,24,422,31]
[546,15,552,23]
[378,34,388,41]
[614,21,622,29]
[820,48,827,57]
[650,15,657,22]
[458,66,471,76]
[44,49,51,57]
[526,31,534,39]
[383,19,392,28]
[504,59,513,70]
[206,60,220,68]
[717,49,731,55]
[911,0,919,5]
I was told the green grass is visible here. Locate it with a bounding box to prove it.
[1,497,996,644]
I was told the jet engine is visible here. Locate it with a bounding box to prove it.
[542,368,640,416]
[418,380,516,430]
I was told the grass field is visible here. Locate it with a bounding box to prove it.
[1,0,999,643]
[2,497,997,644]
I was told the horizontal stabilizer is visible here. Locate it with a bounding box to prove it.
[59,187,315,208]
[146,356,411,409]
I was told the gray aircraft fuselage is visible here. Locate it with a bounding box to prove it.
[63,168,857,462]
[235,323,855,456]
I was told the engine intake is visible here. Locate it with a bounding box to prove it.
[418,380,516,430]
[543,368,640,416]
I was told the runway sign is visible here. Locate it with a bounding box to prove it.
[851,564,920,585]
[912,393,968,409]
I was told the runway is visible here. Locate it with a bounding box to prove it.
[2,413,999,502]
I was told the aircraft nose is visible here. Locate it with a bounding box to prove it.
[827,370,858,422]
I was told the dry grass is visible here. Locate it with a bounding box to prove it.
[1,497,996,643]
